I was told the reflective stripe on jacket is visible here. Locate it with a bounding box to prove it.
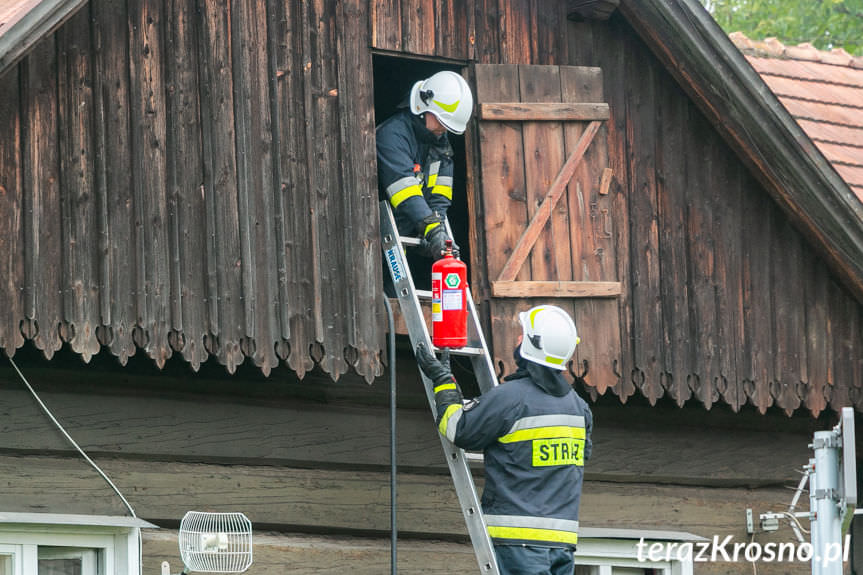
[437,372,592,548]
[376,109,454,235]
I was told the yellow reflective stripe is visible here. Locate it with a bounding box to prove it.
[498,425,586,444]
[428,173,438,188]
[424,221,441,236]
[438,403,462,437]
[545,355,564,366]
[487,525,578,546]
[434,382,457,394]
[431,185,452,200]
[390,185,423,208]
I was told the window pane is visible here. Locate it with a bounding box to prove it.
[37,559,81,575]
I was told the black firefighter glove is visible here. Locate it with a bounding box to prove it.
[420,216,448,261]
[415,343,463,418]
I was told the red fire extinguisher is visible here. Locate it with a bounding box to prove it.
[431,240,468,348]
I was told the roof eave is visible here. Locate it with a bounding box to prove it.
[0,0,88,79]
[619,0,863,302]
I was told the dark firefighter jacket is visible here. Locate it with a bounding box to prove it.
[376,109,454,236]
[435,358,593,549]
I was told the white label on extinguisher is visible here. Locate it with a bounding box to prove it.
[442,289,463,310]
[431,272,443,321]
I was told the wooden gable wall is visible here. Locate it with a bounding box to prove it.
[567,13,863,416]
[0,0,382,381]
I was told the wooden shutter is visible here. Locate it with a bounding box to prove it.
[470,64,620,391]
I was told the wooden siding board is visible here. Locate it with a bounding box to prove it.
[472,0,500,64]
[21,37,62,359]
[803,253,830,416]
[401,0,435,56]
[433,0,468,60]
[0,65,23,357]
[772,219,805,415]
[196,0,244,372]
[308,0,349,378]
[164,0,207,370]
[623,39,662,404]
[500,0,531,65]
[337,0,382,381]
[654,71,691,406]
[129,0,172,367]
[57,10,100,362]
[684,112,720,410]
[231,0,279,375]
[273,0,315,378]
[91,0,136,364]
[713,152,744,411]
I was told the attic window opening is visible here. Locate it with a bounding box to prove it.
[372,54,472,288]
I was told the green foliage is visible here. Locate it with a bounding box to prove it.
[700,0,863,56]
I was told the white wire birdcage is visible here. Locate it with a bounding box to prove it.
[178,511,253,573]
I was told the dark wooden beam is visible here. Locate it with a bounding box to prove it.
[618,0,863,303]
[0,0,88,78]
[567,0,621,21]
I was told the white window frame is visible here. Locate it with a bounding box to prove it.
[574,528,703,575]
[0,513,156,575]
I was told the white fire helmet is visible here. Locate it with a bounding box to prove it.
[518,305,580,371]
[409,71,474,135]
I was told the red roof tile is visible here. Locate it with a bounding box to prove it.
[730,33,863,202]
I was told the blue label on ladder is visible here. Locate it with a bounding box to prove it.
[386,247,403,282]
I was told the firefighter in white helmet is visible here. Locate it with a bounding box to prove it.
[416,305,592,575]
[376,71,474,261]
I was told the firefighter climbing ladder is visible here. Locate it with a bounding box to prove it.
[379,200,501,575]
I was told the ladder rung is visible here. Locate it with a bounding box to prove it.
[435,346,484,357]
[400,236,422,246]
[416,289,432,299]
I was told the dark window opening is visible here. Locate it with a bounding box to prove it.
[372,54,472,286]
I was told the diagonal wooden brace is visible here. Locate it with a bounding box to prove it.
[497,120,602,282]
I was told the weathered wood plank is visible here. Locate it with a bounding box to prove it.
[272,0,315,378]
[497,121,600,283]
[471,0,500,64]
[401,0,435,56]
[685,110,719,409]
[129,0,172,367]
[560,65,618,394]
[369,0,400,51]
[21,37,63,360]
[479,102,609,121]
[475,64,527,377]
[623,38,663,404]
[307,0,349,379]
[91,0,136,365]
[499,0,531,64]
[654,67,691,406]
[57,10,100,362]
[0,64,23,357]
[567,0,620,21]
[336,0,383,381]
[534,0,567,64]
[491,281,621,298]
[518,65,568,284]
[803,252,830,416]
[231,0,279,375]
[772,220,805,415]
[164,0,207,370]
[196,0,244,372]
[433,0,469,60]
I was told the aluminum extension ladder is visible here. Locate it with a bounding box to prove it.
[379,200,501,575]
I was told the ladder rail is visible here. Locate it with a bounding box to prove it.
[380,201,500,575]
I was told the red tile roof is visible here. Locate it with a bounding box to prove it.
[730,33,863,204]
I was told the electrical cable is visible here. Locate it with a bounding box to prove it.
[7,355,137,519]
[384,297,398,575]
[7,355,143,575]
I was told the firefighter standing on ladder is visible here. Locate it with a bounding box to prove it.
[416,305,592,575]
[376,70,473,261]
